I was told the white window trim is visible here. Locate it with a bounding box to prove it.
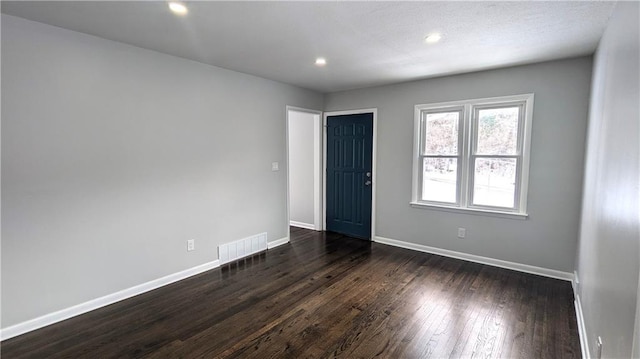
[411,93,534,218]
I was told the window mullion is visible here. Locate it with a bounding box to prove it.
[459,105,471,208]
[416,114,425,201]
[514,155,522,211]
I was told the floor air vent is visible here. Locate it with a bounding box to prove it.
[218,232,268,265]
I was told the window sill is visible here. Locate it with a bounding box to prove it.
[409,202,528,220]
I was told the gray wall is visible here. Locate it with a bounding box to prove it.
[325,57,592,273]
[287,110,316,226]
[1,15,323,328]
[575,2,640,358]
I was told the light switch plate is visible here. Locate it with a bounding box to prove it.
[271,162,279,171]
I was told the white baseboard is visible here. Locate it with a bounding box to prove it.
[1,259,220,341]
[267,236,289,249]
[289,221,316,230]
[572,271,590,359]
[3,234,291,341]
[373,236,574,281]
[574,293,590,359]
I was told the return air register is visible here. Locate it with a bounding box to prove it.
[218,232,268,265]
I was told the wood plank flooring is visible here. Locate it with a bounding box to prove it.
[1,227,580,358]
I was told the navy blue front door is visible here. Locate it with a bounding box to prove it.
[326,113,373,239]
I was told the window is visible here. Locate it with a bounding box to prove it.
[411,94,533,217]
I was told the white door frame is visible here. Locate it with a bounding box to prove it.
[285,106,323,238]
[323,108,378,239]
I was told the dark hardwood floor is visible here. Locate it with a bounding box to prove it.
[2,227,580,358]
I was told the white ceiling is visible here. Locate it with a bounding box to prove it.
[1,1,615,93]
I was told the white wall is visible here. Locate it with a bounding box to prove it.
[325,57,592,273]
[575,2,640,358]
[0,15,323,328]
[287,110,319,228]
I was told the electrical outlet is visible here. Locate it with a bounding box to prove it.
[596,336,603,359]
[187,239,195,252]
[457,228,466,239]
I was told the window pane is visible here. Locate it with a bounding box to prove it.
[423,112,459,155]
[473,158,516,208]
[422,158,457,203]
[477,107,519,155]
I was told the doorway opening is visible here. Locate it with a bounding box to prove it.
[286,107,322,234]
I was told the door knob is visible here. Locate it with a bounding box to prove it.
[365,180,372,186]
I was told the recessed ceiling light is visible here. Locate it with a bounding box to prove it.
[169,2,188,16]
[315,58,327,66]
[424,33,442,44]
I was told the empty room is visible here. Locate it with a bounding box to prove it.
[1,1,638,358]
